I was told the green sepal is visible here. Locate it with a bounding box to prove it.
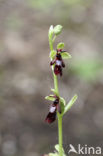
[50,50,56,59]
[57,42,64,49]
[45,95,55,101]
[54,25,63,35]
[63,94,78,115]
[61,52,72,59]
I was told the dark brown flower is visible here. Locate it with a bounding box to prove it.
[45,98,60,124]
[50,49,65,76]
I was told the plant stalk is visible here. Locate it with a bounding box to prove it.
[49,34,63,156]
[57,113,63,156]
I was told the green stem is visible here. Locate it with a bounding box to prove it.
[57,113,63,156]
[49,35,59,95]
[49,34,53,51]
[52,35,56,43]
[49,33,63,156]
[53,72,59,95]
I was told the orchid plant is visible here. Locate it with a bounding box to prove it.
[45,25,78,156]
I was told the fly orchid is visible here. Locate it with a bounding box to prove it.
[50,49,66,76]
[45,97,60,123]
[44,25,78,156]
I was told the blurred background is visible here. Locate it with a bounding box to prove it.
[0,0,103,156]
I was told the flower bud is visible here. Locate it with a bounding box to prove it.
[49,25,54,36]
[54,25,63,35]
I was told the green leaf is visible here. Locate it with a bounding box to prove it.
[51,88,58,96]
[48,144,66,156]
[63,94,78,115]
[54,25,63,35]
[50,50,56,59]
[49,25,54,36]
[45,95,55,101]
[61,52,72,59]
[55,144,66,156]
[55,144,59,152]
[57,42,64,49]
[55,144,65,152]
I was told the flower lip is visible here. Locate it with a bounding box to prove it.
[54,65,62,76]
[45,112,56,124]
[45,97,60,124]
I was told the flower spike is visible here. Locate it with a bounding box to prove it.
[44,25,77,156]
